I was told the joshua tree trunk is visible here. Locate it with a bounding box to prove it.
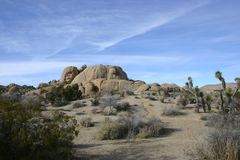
[220,91,224,111]
[229,87,240,113]
[195,94,200,113]
[207,103,211,112]
[201,97,206,113]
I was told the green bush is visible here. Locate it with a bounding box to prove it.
[0,100,79,160]
[46,84,81,107]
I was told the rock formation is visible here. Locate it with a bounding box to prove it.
[71,65,128,84]
[36,64,164,97]
[60,66,79,84]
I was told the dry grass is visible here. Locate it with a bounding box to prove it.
[190,114,240,160]
[161,106,185,116]
[96,113,166,140]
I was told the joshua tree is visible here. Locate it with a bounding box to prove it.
[228,77,240,113]
[215,71,240,113]
[188,76,193,90]
[199,92,206,113]
[184,77,202,112]
[205,94,212,112]
[215,71,226,111]
[215,71,226,90]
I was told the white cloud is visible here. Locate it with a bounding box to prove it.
[0,0,209,58]
[0,61,79,76]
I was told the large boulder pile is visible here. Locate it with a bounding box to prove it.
[69,65,132,96]
[71,65,128,84]
[36,64,174,97]
[57,64,150,96]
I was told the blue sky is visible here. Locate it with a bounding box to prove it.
[0,0,240,86]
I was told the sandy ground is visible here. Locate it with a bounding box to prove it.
[49,95,210,160]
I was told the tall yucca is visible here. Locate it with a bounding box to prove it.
[215,71,226,90]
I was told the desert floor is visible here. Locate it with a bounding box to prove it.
[48,95,210,160]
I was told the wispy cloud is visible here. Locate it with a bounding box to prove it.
[0,61,76,76]
[0,54,189,76]
[0,0,209,58]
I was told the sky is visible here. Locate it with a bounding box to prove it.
[0,0,240,87]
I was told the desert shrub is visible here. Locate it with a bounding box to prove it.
[99,95,120,107]
[80,117,94,128]
[205,113,240,129]
[0,100,78,160]
[102,106,117,115]
[136,117,165,138]
[21,94,42,110]
[0,85,6,95]
[176,95,188,107]
[190,114,240,160]
[90,98,99,106]
[72,102,86,109]
[63,84,81,101]
[97,118,127,140]
[113,102,130,111]
[190,130,240,160]
[97,113,166,140]
[161,106,185,116]
[79,64,87,72]
[46,84,81,107]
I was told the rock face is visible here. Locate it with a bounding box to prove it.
[71,65,128,84]
[60,66,79,84]
[69,65,130,96]
[57,64,162,96]
[160,83,180,91]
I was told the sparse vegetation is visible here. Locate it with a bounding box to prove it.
[136,117,165,138]
[72,102,86,108]
[80,117,94,128]
[113,102,130,111]
[97,114,166,140]
[176,95,188,107]
[97,118,127,140]
[191,114,240,160]
[90,98,99,106]
[102,106,117,115]
[162,106,185,116]
[21,94,42,110]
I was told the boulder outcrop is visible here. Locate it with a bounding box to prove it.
[60,66,79,84]
[57,64,162,96]
[71,65,128,85]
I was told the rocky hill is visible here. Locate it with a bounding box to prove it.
[200,83,237,92]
